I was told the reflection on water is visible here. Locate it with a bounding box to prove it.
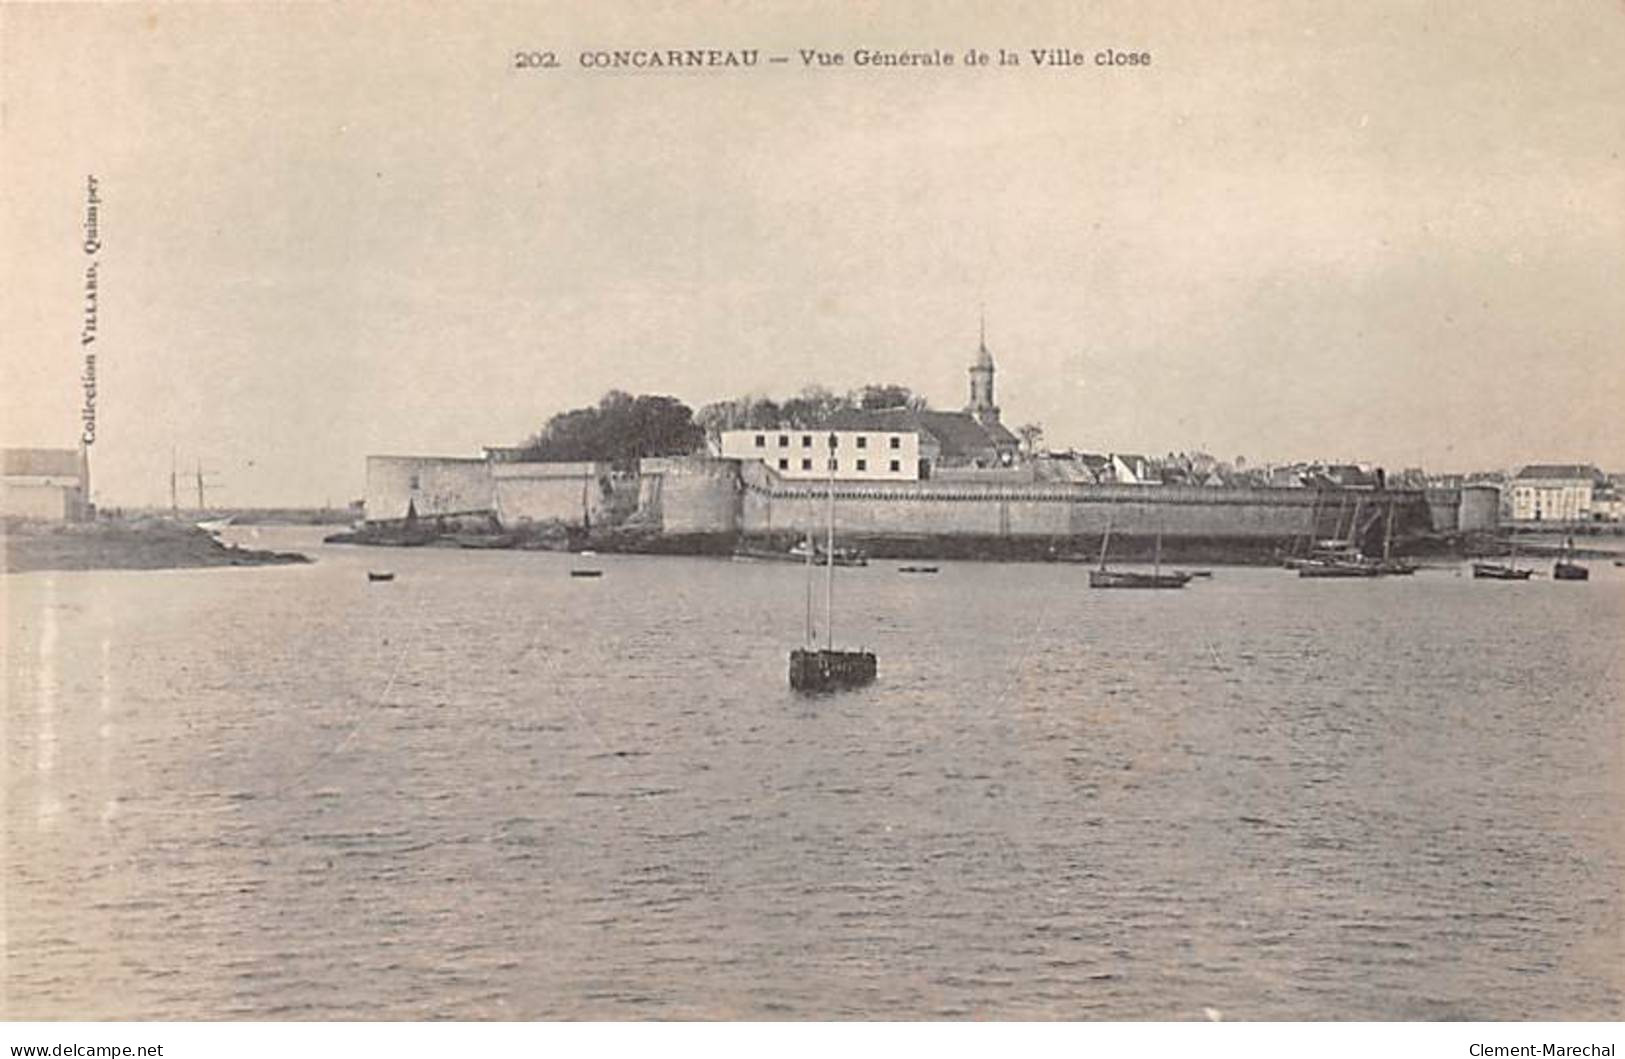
[5,528,1623,1018]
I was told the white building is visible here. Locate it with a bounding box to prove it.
[1509,464,1607,522]
[719,428,921,481]
[2,447,89,520]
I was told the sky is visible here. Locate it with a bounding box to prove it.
[3,1,1621,507]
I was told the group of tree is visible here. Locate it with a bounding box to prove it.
[517,391,705,466]
[694,383,929,444]
[518,382,1050,465]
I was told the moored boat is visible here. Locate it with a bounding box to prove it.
[1473,537,1530,580]
[1297,558,1381,578]
[1089,568,1191,589]
[1472,562,1532,581]
[734,540,868,566]
[1553,536,1589,581]
[1088,518,1189,589]
[788,433,877,693]
[790,647,878,691]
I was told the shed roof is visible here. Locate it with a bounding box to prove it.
[2,448,81,477]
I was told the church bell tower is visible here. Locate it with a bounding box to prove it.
[967,316,1000,427]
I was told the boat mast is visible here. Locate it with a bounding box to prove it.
[169,446,179,517]
[1383,501,1395,561]
[804,524,816,647]
[825,433,836,652]
[1097,513,1113,572]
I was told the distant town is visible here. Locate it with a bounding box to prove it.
[3,333,1620,545]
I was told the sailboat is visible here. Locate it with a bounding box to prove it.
[1472,537,1532,580]
[788,435,877,692]
[1297,495,1381,577]
[1553,536,1589,581]
[1088,515,1190,589]
[1375,501,1417,574]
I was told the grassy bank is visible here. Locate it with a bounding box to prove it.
[3,518,312,573]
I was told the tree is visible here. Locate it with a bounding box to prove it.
[1016,422,1045,456]
[851,383,919,410]
[695,395,782,446]
[779,385,848,428]
[520,391,705,466]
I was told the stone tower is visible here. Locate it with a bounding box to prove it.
[967,317,1000,427]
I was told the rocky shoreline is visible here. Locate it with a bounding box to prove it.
[4,519,311,573]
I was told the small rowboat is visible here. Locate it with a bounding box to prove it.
[570,569,603,578]
[367,571,395,583]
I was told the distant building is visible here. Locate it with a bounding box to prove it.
[2,447,89,521]
[1037,451,1113,483]
[1110,453,1156,485]
[1264,462,1383,490]
[718,427,921,481]
[723,334,1020,478]
[822,406,1017,474]
[1510,464,1608,521]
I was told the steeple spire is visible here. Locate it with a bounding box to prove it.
[967,313,998,424]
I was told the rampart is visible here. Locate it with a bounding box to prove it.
[363,453,1487,558]
[735,460,1440,558]
[366,455,490,521]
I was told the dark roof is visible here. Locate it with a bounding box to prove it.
[1516,464,1604,481]
[3,448,81,477]
[823,407,1016,458]
[916,410,1017,456]
[823,407,920,433]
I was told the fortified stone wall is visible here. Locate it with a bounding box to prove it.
[1458,485,1502,533]
[365,456,492,521]
[735,459,1430,544]
[492,461,613,528]
[362,454,1444,548]
[641,456,740,536]
[1426,488,1461,533]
